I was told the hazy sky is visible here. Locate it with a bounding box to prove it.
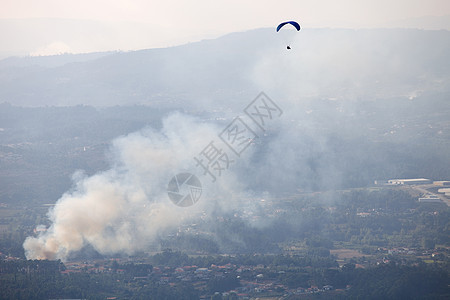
[1,0,450,56]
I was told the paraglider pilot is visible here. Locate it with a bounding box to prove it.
[277,21,300,50]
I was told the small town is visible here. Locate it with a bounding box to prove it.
[1,10,450,297]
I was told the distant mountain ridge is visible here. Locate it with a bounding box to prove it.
[0,28,449,108]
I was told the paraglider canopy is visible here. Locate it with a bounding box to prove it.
[277,21,300,50]
[276,21,300,32]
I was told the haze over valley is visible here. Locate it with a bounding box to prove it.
[1,25,449,299]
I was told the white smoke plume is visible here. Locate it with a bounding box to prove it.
[23,29,447,260]
[23,112,241,261]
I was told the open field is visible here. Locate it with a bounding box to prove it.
[330,249,369,259]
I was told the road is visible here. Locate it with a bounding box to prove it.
[407,184,450,206]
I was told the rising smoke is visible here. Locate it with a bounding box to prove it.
[23,28,450,260]
[23,112,244,261]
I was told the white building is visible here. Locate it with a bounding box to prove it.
[388,178,431,185]
[418,195,442,203]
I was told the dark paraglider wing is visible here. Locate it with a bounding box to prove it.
[276,21,301,32]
